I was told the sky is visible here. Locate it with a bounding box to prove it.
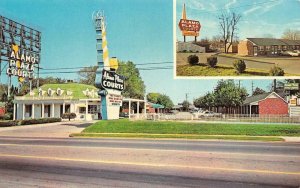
[176,0,300,41]
[0,0,282,104]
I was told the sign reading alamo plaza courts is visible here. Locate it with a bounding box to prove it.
[0,15,41,83]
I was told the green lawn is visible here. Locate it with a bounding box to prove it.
[177,64,270,76]
[81,119,300,137]
[176,64,298,76]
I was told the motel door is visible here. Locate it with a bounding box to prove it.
[253,46,258,56]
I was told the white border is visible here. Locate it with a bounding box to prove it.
[173,0,300,80]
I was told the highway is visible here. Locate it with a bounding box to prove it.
[0,137,299,187]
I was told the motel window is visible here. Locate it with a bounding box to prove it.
[259,46,264,51]
[266,46,270,51]
[282,46,287,51]
[278,46,281,50]
[88,105,98,114]
[79,107,86,113]
[25,105,32,118]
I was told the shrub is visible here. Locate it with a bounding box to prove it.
[233,60,246,74]
[0,121,18,127]
[3,113,13,120]
[207,56,218,68]
[62,113,77,121]
[19,117,61,125]
[187,55,199,65]
[269,66,284,76]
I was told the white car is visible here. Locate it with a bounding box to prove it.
[280,51,299,57]
[198,111,222,118]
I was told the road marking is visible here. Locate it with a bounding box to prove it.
[0,143,299,158]
[0,153,299,176]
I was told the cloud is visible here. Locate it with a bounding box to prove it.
[243,5,261,15]
[260,0,283,14]
[225,0,237,11]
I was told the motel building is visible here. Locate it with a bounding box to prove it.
[238,38,300,56]
[13,83,150,121]
[13,83,101,121]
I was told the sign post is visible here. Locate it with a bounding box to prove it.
[178,4,201,42]
[93,11,125,120]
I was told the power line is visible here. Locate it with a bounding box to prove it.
[38,66,173,74]
[40,61,173,70]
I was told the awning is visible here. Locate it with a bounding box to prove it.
[151,103,164,109]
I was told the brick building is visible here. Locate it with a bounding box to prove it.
[238,38,300,56]
[242,92,288,117]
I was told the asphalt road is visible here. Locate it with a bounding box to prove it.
[0,137,299,188]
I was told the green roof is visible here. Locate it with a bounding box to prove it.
[26,83,99,100]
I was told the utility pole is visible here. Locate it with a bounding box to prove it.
[251,81,254,95]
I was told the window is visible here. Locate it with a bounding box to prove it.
[88,105,98,114]
[266,46,270,51]
[259,46,264,51]
[79,107,86,113]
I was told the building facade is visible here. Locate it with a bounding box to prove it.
[13,83,101,121]
[238,38,300,56]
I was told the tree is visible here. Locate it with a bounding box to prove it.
[182,100,190,111]
[117,61,146,99]
[282,29,300,40]
[252,87,266,96]
[218,12,241,53]
[147,93,174,109]
[194,92,215,110]
[78,66,98,85]
[214,80,248,108]
[147,93,160,104]
[157,94,173,109]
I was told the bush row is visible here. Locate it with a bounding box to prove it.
[0,117,61,127]
[187,55,285,76]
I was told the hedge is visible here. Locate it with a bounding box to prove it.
[0,117,61,127]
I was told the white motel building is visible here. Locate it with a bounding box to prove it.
[13,83,101,121]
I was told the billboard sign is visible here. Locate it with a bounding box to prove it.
[178,19,201,36]
[284,83,299,91]
[0,15,41,83]
[101,69,125,91]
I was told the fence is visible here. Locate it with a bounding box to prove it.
[142,113,300,124]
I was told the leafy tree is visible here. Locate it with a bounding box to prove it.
[147,93,173,109]
[157,94,173,109]
[252,87,266,96]
[214,80,248,107]
[194,92,215,109]
[182,100,190,111]
[117,61,146,99]
[147,93,160,104]
[78,66,98,85]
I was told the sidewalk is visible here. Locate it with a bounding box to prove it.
[281,137,300,142]
[0,120,96,138]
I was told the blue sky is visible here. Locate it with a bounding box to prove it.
[0,0,280,103]
[176,0,300,41]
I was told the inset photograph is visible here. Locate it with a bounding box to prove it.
[175,0,300,77]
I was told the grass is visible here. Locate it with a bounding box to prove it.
[176,64,298,76]
[176,64,270,76]
[70,133,283,141]
[76,119,300,141]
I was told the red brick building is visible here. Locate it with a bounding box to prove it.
[242,92,288,116]
[238,38,300,56]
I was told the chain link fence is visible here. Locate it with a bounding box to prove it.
[142,112,300,124]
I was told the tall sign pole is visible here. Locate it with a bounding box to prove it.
[93,11,125,120]
[178,3,201,42]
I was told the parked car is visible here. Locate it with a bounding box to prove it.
[293,50,300,56]
[198,111,222,118]
[119,112,129,118]
[279,51,299,57]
